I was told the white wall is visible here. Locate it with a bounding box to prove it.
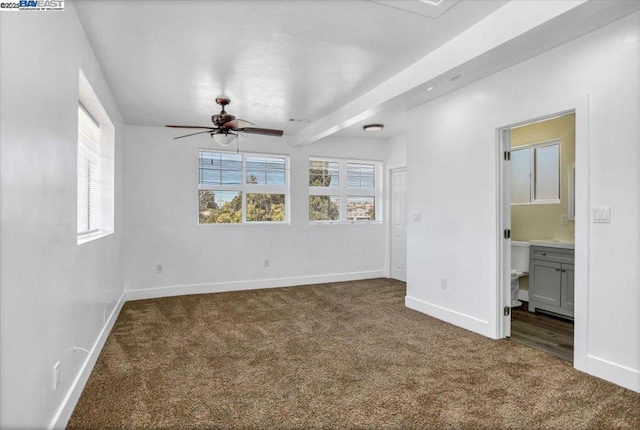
[405,12,640,391]
[0,4,124,428]
[123,127,389,297]
[386,134,407,170]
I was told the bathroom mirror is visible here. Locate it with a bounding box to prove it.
[568,163,576,220]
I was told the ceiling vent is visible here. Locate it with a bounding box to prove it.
[369,0,458,18]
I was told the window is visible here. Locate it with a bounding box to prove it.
[511,141,560,204]
[77,105,99,235]
[77,70,114,243]
[198,151,289,224]
[309,158,381,222]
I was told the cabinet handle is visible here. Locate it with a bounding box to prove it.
[541,252,547,256]
[555,268,560,271]
[561,269,566,272]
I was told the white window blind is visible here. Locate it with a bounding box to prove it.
[347,162,375,188]
[77,104,100,235]
[246,156,286,185]
[199,152,242,185]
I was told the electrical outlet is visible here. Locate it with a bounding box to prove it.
[156,264,163,274]
[440,277,448,289]
[561,214,568,225]
[53,361,60,390]
[264,259,270,268]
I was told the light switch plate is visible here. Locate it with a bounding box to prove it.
[592,207,611,223]
[413,212,422,222]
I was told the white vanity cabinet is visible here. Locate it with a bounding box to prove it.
[528,245,574,319]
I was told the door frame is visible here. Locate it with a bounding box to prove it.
[494,94,589,372]
[389,166,407,281]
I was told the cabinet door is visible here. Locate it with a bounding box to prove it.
[561,263,575,310]
[530,260,562,306]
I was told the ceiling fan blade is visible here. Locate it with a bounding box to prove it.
[165,125,216,130]
[173,130,212,140]
[223,118,253,130]
[224,118,254,129]
[239,127,284,137]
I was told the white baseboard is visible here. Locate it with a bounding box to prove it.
[49,292,126,430]
[585,354,640,393]
[124,270,387,301]
[405,295,492,338]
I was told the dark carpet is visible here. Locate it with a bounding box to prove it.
[68,278,639,429]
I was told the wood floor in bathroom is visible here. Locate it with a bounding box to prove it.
[510,301,574,362]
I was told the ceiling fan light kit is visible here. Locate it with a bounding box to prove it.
[213,133,237,147]
[363,124,384,132]
[166,96,284,146]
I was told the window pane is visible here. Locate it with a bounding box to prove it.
[510,148,531,204]
[199,152,242,185]
[247,156,286,185]
[309,195,340,221]
[199,190,242,224]
[535,144,560,200]
[347,163,375,188]
[246,193,285,222]
[309,160,339,187]
[347,197,375,221]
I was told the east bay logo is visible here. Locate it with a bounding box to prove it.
[20,0,63,7]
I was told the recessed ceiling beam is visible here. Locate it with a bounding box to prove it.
[293,0,587,146]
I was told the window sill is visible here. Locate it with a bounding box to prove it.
[511,200,560,206]
[77,230,113,245]
[309,220,383,225]
[198,222,291,226]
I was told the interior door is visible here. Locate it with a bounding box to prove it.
[390,169,407,282]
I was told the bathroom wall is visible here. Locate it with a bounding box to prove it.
[511,113,575,242]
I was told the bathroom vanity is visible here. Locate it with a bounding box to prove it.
[528,241,574,319]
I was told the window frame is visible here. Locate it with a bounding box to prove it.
[77,70,115,245]
[511,139,561,206]
[309,156,382,224]
[197,149,290,225]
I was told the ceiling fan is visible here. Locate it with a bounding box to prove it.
[165,96,284,146]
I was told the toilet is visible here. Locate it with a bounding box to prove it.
[511,241,530,308]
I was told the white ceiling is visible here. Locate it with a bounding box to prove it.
[73,0,640,143]
[73,0,507,135]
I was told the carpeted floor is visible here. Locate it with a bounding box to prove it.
[68,278,639,429]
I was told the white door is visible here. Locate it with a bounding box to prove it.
[391,169,407,282]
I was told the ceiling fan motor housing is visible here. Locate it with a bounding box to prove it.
[212,113,236,126]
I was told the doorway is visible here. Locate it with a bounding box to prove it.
[495,95,589,371]
[390,168,407,282]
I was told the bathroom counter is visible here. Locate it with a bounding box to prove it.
[529,240,574,250]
